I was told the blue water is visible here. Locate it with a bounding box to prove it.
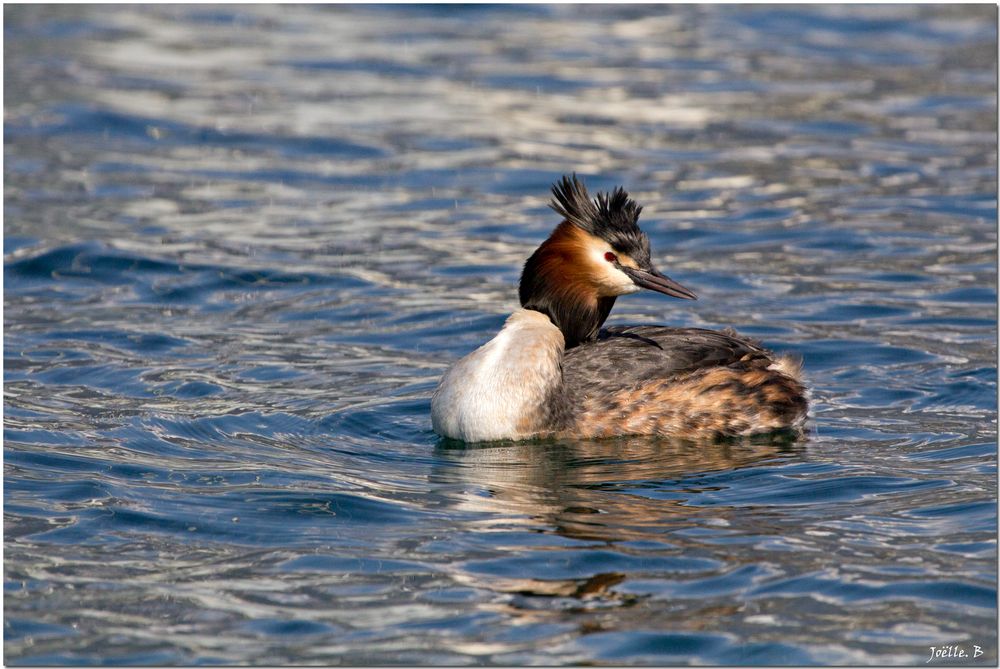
[4,4,997,665]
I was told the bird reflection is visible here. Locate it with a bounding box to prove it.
[430,434,803,608]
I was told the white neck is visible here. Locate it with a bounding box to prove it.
[431,308,565,442]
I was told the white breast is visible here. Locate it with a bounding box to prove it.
[431,309,564,442]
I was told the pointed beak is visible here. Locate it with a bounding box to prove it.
[621,266,697,300]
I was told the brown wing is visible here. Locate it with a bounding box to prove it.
[560,326,806,439]
[563,325,773,392]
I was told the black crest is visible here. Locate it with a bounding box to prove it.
[549,174,651,265]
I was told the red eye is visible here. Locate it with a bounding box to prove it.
[604,252,617,263]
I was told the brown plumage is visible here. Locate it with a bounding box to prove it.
[561,327,807,440]
[520,221,617,348]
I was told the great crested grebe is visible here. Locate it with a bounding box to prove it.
[432,175,808,443]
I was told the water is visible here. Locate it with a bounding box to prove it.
[4,4,997,665]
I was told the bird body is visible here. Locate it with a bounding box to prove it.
[430,308,565,443]
[431,176,807,442]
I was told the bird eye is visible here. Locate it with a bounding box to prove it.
[604,252,617,263]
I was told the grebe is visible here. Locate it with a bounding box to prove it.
[431,175,807,443]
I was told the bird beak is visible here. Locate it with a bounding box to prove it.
[621,266,697,300]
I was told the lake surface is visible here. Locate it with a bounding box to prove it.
[4,4,997,665]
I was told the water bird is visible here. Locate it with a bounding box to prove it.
[432,175,807,443]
